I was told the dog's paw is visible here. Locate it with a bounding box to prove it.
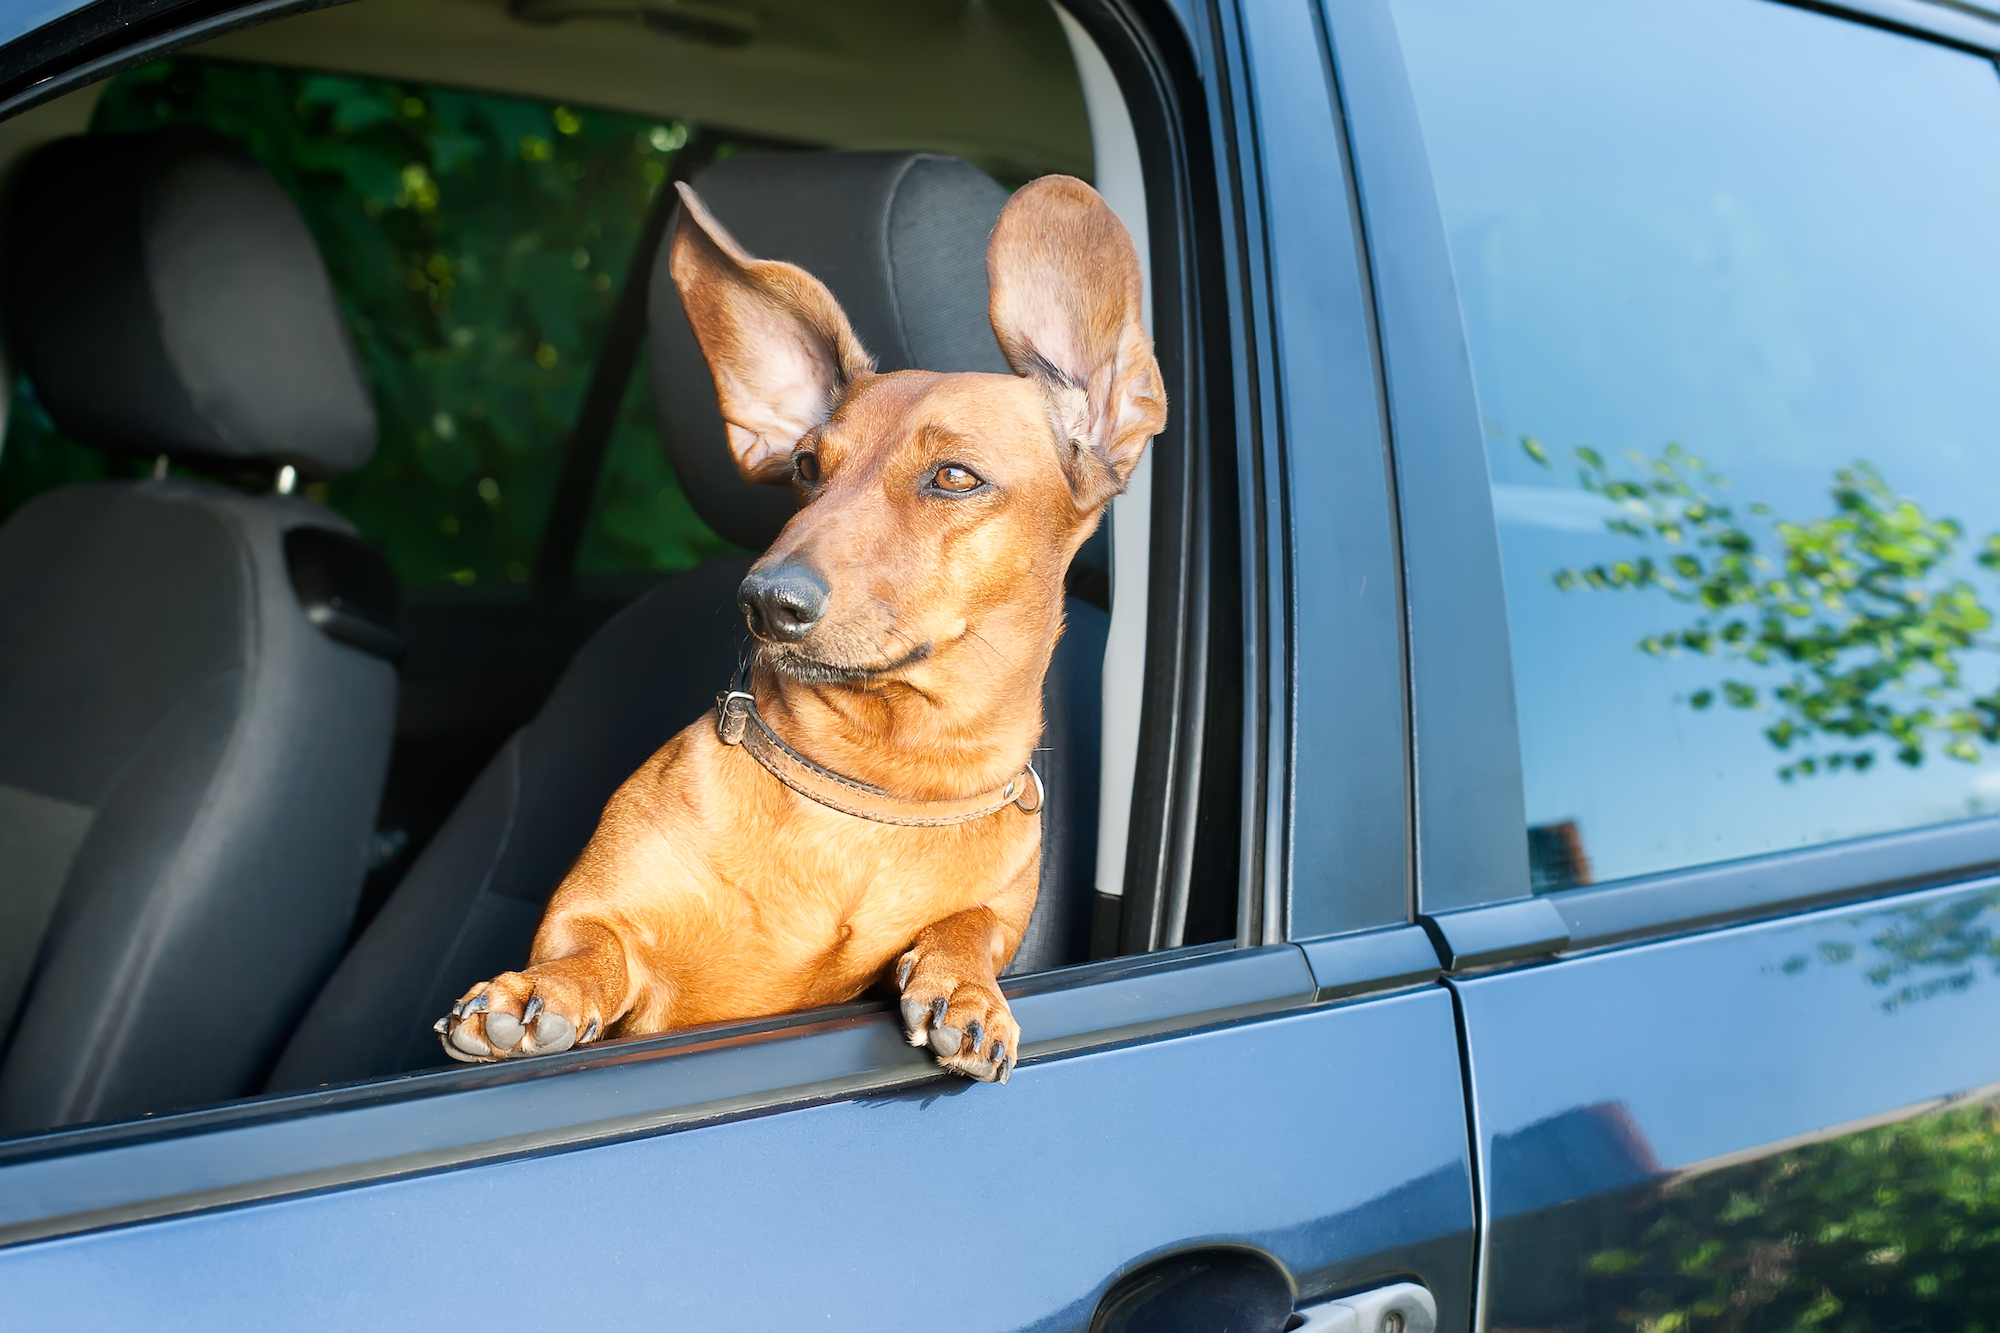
[434,971,603,1063]
[895,948,1019,1083]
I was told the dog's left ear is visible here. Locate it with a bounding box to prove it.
[670,182,875,484]
[988,175,1167,512]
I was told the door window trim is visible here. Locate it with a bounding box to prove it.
[1230,0,1415,946]
[0,942,1319,1251]
[1325,0,2000,962]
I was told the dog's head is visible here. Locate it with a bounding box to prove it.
[670,174,1166,691]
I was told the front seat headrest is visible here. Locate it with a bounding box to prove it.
[648,151,1011,551]
[2,128,377,479]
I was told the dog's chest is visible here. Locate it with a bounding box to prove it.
[718,810,1037,971]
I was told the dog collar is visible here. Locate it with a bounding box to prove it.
[715,669,1043,828]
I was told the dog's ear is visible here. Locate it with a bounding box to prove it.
[670,182,875,484]
[987,175,1166,511]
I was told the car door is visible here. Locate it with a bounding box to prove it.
[1326,0,2000,1327]
[0,1,1474,1328]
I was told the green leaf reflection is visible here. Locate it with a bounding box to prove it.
[1578,1098,2000,1332]
[1535,440,2000,781]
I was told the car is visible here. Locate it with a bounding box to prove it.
[1,0,1998,1327]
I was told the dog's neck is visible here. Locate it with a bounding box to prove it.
[750,605,1060,804]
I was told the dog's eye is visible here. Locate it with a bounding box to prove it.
[931,465,983,493]
[793,452,820,486]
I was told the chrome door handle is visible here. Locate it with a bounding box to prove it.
[1289,1281,1436,1333]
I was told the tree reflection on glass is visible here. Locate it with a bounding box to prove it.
[1530,439,2000,780]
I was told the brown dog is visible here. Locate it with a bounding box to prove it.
[435,173,1164,1082]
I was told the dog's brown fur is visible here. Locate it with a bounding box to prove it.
[438,174,1165,1081]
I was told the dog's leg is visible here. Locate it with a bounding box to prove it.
[437,920,632,1063]
[895,869,1037,1083]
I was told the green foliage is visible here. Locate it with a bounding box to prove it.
[1,56,740,583]
[1534,439,2000,780]
[1587,1101,2000,1332]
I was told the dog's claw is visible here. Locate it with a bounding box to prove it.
[929,997,947,1026]
[432,1015,450,1034]
[989,1039,1005,1063]
[929,1024,962,1058]
[965,1020,984,1051]
[582,1018,601,1044]
[522,995,543,1024]
[998,1055,1014,1084]
[896,957,914,989]
[464,995,489,1015]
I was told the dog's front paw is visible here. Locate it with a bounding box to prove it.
[895,949,1019,1083]
[435,971,603,1063]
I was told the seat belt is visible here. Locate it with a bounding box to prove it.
[534,143,702,581]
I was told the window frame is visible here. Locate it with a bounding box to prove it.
[0,0,1417,1244]
[1229,0,1416,947]
[1325,0,2000,965]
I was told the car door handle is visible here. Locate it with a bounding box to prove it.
[1289,1281,1436,1333]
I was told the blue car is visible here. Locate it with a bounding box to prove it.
[2,0,1999,1327]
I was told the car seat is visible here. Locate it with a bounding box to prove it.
[269,151,1107,1090]
[0,128,399,1132]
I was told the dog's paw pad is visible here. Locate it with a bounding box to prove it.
[447,1021,493,1061]
[484,1012,525,1050]
[528,1012,576,1054]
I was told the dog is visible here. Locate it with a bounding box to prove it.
[435,173,1165,1082]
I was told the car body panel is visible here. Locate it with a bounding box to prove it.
[1461,877,2000,1329]
[0,992,1475,1331]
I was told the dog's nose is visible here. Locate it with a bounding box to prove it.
[739,562,831,643]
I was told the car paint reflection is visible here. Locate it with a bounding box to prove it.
[1457,878,2000,1331]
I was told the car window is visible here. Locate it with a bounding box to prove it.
[0,0,1266,1152]
[0,57,741,586]
[1388,0,2000,889]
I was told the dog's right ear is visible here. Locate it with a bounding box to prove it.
[669,182,875,484]
[988,175,1166,513]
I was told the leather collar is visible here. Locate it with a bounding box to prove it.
[715,667,1043,828]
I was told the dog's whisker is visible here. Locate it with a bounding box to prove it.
[968,629,1017,670]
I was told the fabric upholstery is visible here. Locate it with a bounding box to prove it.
[2,128,377,478]
[268,559,752,1089]
[0,482,395,1132]
[649,151,1012,550]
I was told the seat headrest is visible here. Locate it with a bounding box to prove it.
[648,151,1011,551]
[2,129,377,478]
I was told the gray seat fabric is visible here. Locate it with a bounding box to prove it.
[0,130,395,1132]
[270,151,1102,1091]
[5,127,376,478]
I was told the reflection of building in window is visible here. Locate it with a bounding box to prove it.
[1528,820,1592,893]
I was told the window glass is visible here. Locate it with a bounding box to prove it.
[0,56,741,584]
[1389,0,2000,886]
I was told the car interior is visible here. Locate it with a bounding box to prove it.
[0,0,1240,1136]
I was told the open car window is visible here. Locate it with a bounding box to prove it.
[0,0,1314,1192]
